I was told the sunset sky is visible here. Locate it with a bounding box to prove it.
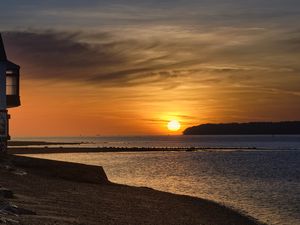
[1,0,300,136]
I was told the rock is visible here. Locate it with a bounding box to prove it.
[0,202,35,216]
[4,204,35,215]
[0,188,13,199]
[0,217,19,224]
[11,169,27,176]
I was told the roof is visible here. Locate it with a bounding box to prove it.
[0,33,20,69]
[0,33,7,61]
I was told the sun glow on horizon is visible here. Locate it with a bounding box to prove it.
[167,120,181,132]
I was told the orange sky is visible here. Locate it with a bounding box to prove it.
[3,1,300,136]
[8,69,300,136]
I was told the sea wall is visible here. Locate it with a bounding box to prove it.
[11,155,110,184]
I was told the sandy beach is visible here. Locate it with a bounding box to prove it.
[0,149,264,225]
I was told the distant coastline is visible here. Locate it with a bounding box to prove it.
[183,121,300,135]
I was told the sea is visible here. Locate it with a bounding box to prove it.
[14,135,300,225]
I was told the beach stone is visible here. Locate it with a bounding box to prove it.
[0,202,35,216]
[11,169,27,176]
[0,217,19,225]
[7,205,35,215]
[0,188,13,199]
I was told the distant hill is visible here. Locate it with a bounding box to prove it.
[183,121,300,135]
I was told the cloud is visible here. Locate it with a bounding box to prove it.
[3,30,202,87]
[1,0,300,33]
[2,27,300,91]
[4,31,124,74]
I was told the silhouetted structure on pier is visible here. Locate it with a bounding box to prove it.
[0,34,21,152]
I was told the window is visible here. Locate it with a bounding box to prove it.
[6,74,18,95]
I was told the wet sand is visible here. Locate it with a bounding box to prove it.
[0,153,264,225]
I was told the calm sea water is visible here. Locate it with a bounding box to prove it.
[15,135,300,225]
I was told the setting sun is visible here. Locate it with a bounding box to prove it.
[167,120,181,131]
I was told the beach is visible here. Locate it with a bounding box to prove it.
[0,150,262,225]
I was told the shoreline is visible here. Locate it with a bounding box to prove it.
[8,140,258,152]
[8,146,260,155]
[0,153,264,225]
[9,146,296,155]
[9,140,300,154]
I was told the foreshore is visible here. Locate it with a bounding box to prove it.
[8,140,258,155]
[1,150,264,225]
